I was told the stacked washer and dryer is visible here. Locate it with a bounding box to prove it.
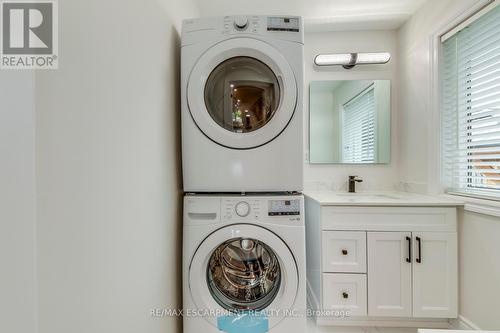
[181,15,306,333]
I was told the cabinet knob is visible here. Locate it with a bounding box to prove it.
[342,292,349,299]
[341,249,348,255]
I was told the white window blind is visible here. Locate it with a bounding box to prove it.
[442,4,500,197]
[342,85,376,163]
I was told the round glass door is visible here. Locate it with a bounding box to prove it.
[189,224,299,328]
[187,38,297,149]
[204,57,280,133]
[207,238,281,311]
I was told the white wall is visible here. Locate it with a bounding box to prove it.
[35,1,198,333]
[398,0,500,329]
[0,72,37,333]
[458,210,500,330]
[304,30,399,191]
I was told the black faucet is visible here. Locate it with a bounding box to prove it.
[348,176,363,193]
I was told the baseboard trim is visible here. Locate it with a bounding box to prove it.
[316,317,451,328]
[449,315,482,330]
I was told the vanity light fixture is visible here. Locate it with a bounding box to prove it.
[314,52,391,69]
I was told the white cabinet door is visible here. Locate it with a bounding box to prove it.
[412,232,458,318]
[367,232,412,317]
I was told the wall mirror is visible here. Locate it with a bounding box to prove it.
[309,80,391,164]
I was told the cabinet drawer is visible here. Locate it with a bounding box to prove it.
[322,273,367,316]
[322,231,366,273]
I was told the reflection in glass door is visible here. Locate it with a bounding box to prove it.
[205,57,280,133]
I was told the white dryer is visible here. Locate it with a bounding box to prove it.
[181,16,304,192]
[183,194,306,333]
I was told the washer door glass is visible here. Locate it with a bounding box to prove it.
[204,57,280,133]
[207,237,281,311]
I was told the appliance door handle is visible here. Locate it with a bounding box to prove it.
[416,236,422,263]
[405,236,412,263]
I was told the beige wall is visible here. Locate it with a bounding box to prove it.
[398,0,500,329]
[35,0,197,332]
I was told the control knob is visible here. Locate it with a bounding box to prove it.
[234,16,249,30]
[235,201,250,217]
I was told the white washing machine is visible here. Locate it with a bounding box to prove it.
[183,194,306,333]
[181,16,304,192]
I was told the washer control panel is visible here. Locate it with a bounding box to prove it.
[221,196,302,222]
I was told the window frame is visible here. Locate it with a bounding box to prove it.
[434,0,500,201]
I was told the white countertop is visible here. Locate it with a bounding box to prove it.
[303,191,465,206]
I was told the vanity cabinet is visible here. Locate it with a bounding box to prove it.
[305,192,460,327]
[367,232,457,318]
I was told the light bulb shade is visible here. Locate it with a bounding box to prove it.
[314,52,391,67]
[356,52,391,64]
[314,53,353,66]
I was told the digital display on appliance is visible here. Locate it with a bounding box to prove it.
[268,199,300,216]
[267,17,300,32]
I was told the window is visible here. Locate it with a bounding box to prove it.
[342,85,376,163]
[441,3,500,198]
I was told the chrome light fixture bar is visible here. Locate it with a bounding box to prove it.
[314,52,391,69]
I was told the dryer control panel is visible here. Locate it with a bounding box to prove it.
[182,16,304,46]
[221,16,301,35]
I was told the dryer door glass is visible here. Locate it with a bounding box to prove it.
[204,57,281,133]
[207,237,281,311]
